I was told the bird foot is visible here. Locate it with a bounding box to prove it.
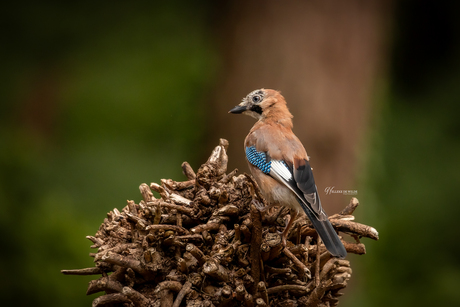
[281,234,287,247]
[280,210,298,247]
[252,199,269,212]
[280,225,290,247]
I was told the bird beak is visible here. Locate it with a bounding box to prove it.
[228,105,247,114]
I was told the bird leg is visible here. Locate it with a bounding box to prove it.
[281,209,298,246]
[253,199,296,246]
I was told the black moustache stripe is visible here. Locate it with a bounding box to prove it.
[251,105,262,114]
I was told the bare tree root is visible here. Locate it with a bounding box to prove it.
[62,139,378,307]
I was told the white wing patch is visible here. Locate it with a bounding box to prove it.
[270,160,292,181]
[270,160,323,219]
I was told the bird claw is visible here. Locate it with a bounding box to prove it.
[252,199,269,212]
[281,211,297,247]
[281,234,287,247]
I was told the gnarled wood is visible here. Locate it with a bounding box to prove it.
[63,139,378,306]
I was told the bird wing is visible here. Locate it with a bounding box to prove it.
[245,144,347,258]
[245,146,326,220]
[292,158,326,219]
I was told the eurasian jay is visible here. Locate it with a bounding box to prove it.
[229,89,347,259]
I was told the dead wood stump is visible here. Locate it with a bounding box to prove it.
[62,139,379,307]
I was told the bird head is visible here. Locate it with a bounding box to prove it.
[229,89,292,123]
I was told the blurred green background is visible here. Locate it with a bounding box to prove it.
[1,1,459,306]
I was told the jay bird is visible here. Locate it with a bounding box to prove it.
[229,89,347,258]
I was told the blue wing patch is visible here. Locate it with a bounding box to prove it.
[246,146,291,175]
[246,146,271,174]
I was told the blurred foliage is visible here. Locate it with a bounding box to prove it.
[1,1,460,307]
[349,1,460,306]
[0,1,216,306]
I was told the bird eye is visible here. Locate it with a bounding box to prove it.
[252,95,261,103]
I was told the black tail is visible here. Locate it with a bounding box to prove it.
[301,200,347,258]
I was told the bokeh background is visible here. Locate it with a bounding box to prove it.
[1,0,459,306]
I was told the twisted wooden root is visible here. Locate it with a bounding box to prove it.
[62,139,378,307]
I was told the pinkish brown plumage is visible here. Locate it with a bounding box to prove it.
[229,89,347,258]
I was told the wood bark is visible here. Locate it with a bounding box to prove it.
[62,139,378,306]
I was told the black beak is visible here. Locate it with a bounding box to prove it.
[228,105,247,114]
